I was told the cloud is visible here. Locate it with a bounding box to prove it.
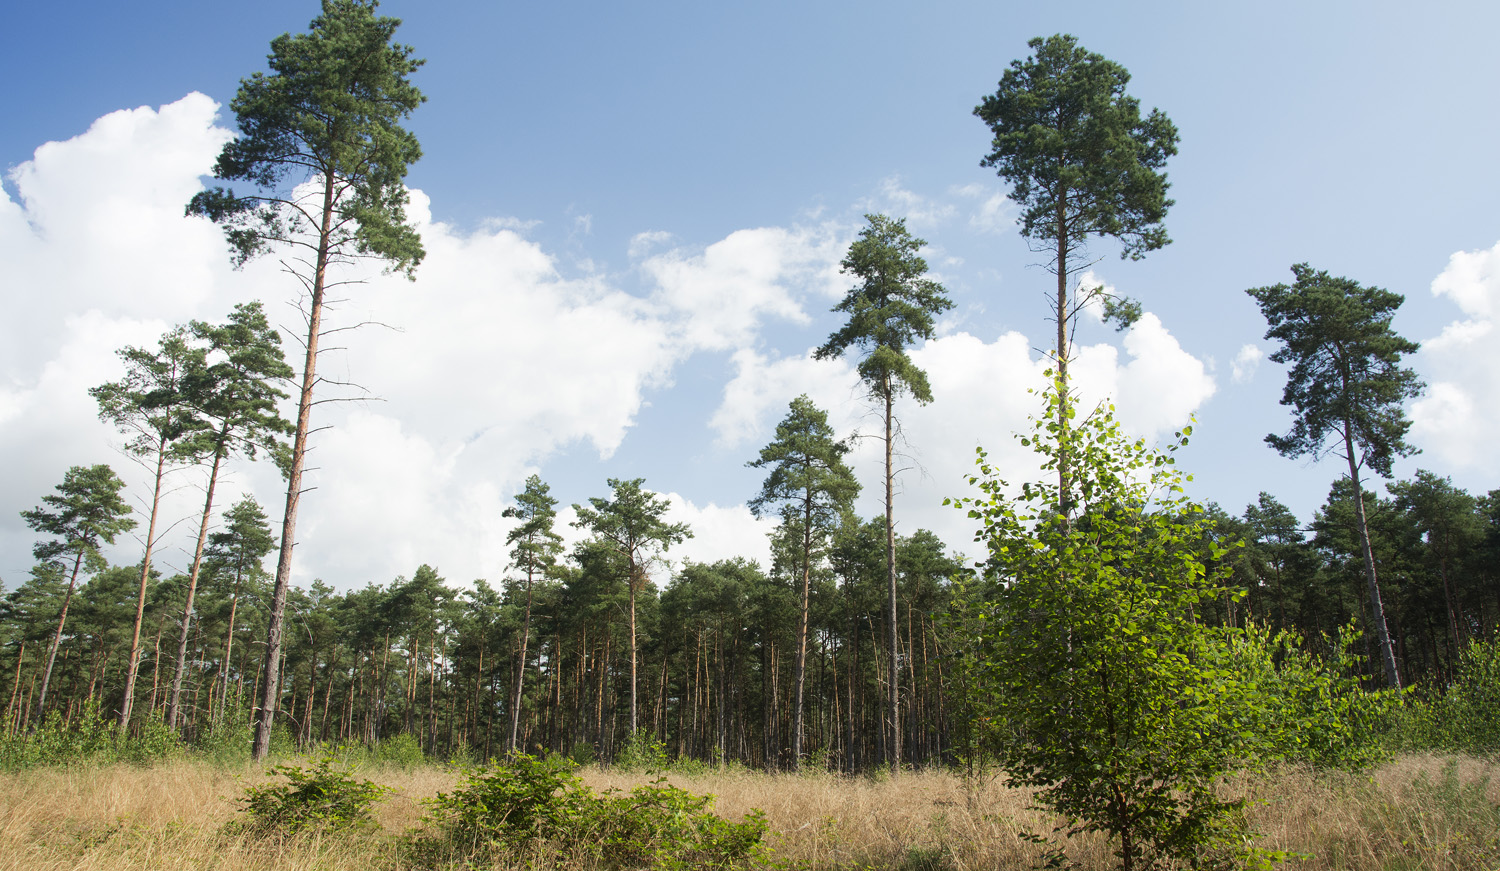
[0,94,802,590]
[637,225,847,353]
[858,177,956,231]
[1231,344,1264,383]
[710,315,1218,563]
[1410,240,1500,469]
[951,182,1013,234]
[661,494,775,573]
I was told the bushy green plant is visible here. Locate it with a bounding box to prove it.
[595,778,768,870]
[234,754,392,835]
[117,713,185,765]
[614,728,669,772]
[370,731,426,768]
[952,385,1260,870]
[191,716,253,765]
[1222,621,1393,770]
[417,753,766,869]
[0,699,183,770]
[1443,639,1500,752]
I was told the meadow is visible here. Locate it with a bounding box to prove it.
[1,753,1496,871]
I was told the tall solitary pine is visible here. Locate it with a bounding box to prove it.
[1247,264,1423,689]
[188,0,425,759]
[815,213,951,770]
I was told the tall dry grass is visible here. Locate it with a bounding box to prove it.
[0,754,1495,870]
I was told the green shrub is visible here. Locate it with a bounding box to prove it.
[416,753,766,869]
[0,700,183,770]
[614,728,669,772]
[369,731,426,768]
[1444,639,1500,752]
[1222,621,1393,770]
[234,754,392,836]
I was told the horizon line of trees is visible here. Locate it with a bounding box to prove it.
[5,455,1499,768]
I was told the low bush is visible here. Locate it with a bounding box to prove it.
[613,728,669,772]
[1223,621,1393,770]
[233,753,392,836]
[414,752,766,869]
[0,701,184,771]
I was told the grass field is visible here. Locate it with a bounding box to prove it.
[0,753,1496,870]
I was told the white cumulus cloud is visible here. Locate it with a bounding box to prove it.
[1411,240,1500,470]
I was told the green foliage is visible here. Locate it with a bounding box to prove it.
[0,701,183,771]
[235,754,392,835]
[187,0,426,274]
[974,33,1177,352]
[952,382,1257,870]
[369,731,427,768]
[975,34,1179,261]
[1246,265,1423,478]
[1445,639,1500,751]
[1222,622,1392,770]
[418,753,766,869]
[614,728,670,772]
[21,465,137,570]
[1390,639,1500,753]
[815,213,952,406]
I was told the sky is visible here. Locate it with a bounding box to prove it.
[4,0,1500,593]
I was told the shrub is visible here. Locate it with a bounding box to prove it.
[370,731,426,768]
[614,728,669,772]
[1223,621,1393,770]
[234,754,392,836]
[0,700,183,770]
[416,753,766,869]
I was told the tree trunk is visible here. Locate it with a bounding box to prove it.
[883,380,900,772]
[255,165,336,761]
[37,550,86,723]
[1055,192,1072,505]
[792,491,814,769]
[170,430,229,728]
[1344,431,1401,690]
[120,434,170,729]
[628,564,639,736]
[508,566,535,753]
[217,572,241,725]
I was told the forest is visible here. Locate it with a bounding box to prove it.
[4,3,1500,870]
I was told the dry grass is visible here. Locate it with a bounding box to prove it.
[0,754,1496,870]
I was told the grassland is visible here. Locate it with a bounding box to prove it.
[0,753,1496,870]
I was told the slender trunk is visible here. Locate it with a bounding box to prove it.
[792,490,814,770]
[120,434,170,729]
[255,166,336,761]
[628,563,639,736]
[883,380,900,771]
[5,640,25,729]
[218,572,241,724]
[508,565,535,753]
[37,550,86,723]
[1436,548,1462,663]
[1344,430,1401,690]
[170,431,229,728]
[1055,194,1072,506]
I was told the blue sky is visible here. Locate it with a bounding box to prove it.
[4,1,1500,591]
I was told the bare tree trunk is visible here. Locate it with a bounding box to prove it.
[170,433,229,727]
[628,565,639,736]
[254,169,336,760]
[791,491,814,769]
[217,572,242,725]
[883,381,900,772]
[508,567,535,753]
[1344,432,1401,690]
[120,436,170,729]
[36,551,86,723]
